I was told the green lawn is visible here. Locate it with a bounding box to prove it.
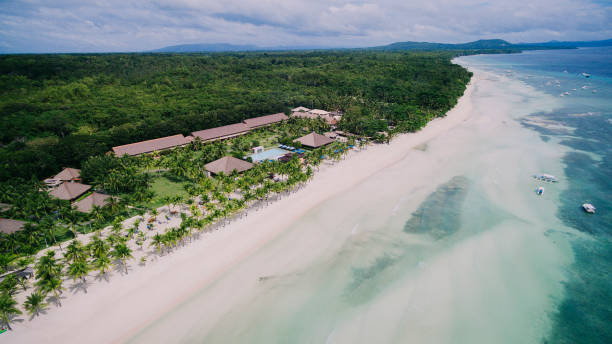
[140,174,189,209]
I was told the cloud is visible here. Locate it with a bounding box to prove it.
[0,0,611,53]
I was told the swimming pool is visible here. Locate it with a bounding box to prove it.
[247,148,292,162]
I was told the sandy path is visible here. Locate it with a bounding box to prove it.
[6,79,475,344]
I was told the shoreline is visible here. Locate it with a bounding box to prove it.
[6,78,476,344]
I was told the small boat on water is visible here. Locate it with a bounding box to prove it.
[537,187,545,195]
[533,174,558,182]
[582,203,596,214]
[582,73,591,78]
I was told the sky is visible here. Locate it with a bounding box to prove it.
[1,0,611,53]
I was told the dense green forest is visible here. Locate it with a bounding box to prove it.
[0,51,471,182]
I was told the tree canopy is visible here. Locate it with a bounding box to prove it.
[0,51,471,182]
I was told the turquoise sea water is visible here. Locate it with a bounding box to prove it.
[127,48,611,344]
[461,47,612,344]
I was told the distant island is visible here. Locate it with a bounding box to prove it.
[153,38,612,53]
[372,38,612,51]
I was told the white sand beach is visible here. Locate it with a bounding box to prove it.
[6,79,474,343]
[7,66,574,344]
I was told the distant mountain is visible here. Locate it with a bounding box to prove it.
[151,43,334,53]
[152,43,259,53]
[153,38,612,54]
[518,39,612,48]
[373,38,612,51]
[375,39,514,51]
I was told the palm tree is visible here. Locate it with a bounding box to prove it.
[150,208,158,222]
[65,211,81,238]
[91,205,104,224]
[131,220,141,237]
[0,275,18,297]
[87,235,109,259]
[126,225,136,240]
[24,291,48,318]
[112,243,132,274]
[65,240,87,265]
[111,219,123,235]
[93,253,112,276]
[0,293,21,330]
[170,195,184,212]
[22,223,40,253]
[151,234,163,254]
[107,197,121,214]
[136,231,146,249]
[41,277,64,307]
[67,260,90,284]
[34,251,62,288]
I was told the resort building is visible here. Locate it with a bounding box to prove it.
[291,108,339,126]
[48,182,91,201]
[204,156,253,176]
[73,192,112,213]
[309,109,330,116]
[324,132,338,139]
[44,167,82,187]
[192,123,250,143]
[291,111,318,120]
[112,134,192,156]
[294,132,335,148]
[291,106,310,113]
[243,113,289,129]
[54,167,81,182]
[0,218,26,235]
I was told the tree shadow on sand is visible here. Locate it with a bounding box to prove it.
[4,315,24,330]
[112,259,130,275]
[46,293,66,308]
[94,272,112,283]
[28,308,49,321]
[69,279,90,294]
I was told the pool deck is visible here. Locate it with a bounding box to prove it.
[248,148,292,163]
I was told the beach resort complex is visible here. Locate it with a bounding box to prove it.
[1,5,611,342]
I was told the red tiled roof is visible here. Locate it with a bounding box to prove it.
[243,113,288,129]
[204,156,253,175]
[112,134,190,156]
[294,132,334,148]
[192,123,250,142]
[0,218,26,234]
[73,192,112,213]
[48,182,91,201]
[54,168,81,181]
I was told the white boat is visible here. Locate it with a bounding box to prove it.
[533,174,558,182]
[582,203,596,214]
[582,73,591,78]
[537,187,545,195]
